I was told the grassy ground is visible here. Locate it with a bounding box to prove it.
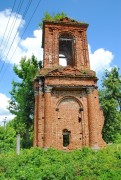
[0,144,121,180]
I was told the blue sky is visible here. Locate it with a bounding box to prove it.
[0,0,121,124]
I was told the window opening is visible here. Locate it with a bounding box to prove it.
[63,129,70,147]
[78,107,83,123]
[79,107,83,112]
[59,34,74,66]
[78,117,81,123]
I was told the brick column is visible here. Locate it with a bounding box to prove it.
[33,87,39,146]
[37,81,44,147]
[86,87,98,148]
[44,85,53,148]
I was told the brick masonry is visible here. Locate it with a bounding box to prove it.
[33,17,106,150]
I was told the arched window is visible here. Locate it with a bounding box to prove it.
[62,129,70,147]
[59,33,75,66]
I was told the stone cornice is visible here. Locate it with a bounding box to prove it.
[44,85,53,93]
[86,87,95,94]
[43,20,88,29]
[38,67,97,81]
[49,85,97,91]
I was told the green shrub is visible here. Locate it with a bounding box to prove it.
[0,145,121,179]
[0,125,16,154]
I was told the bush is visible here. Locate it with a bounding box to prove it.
[0,145,121,179]
[0,125,16,154]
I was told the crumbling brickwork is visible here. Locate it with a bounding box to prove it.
[34,17,106,150]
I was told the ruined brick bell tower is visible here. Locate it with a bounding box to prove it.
[34,17,106,150]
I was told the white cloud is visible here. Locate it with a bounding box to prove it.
[89,45,114,74]
[20,29,43,61]
[0,9,43,65]
[0,9,25,64]
[0,93,15,125]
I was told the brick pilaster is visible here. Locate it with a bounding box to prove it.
[33,88,39,146]
[44,86,53,148]
[86,87,98,148]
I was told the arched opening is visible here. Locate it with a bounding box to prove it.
[59,33,75,66]
[56,96,84,149]
[63,129,70,147]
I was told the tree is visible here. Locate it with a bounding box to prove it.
[99,67,121,143]
[9,55,42,148]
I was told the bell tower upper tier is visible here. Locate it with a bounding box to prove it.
[42,17,90,70]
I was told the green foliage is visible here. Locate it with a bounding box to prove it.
[101,67,121,110]
[8,55,42,148]
[99,67,121,143]
[39,12,67,27]
[0,145,121,179]
[0,123,16,154]
[43,12,67,21]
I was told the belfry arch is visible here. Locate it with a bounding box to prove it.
[59,33,75,67]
